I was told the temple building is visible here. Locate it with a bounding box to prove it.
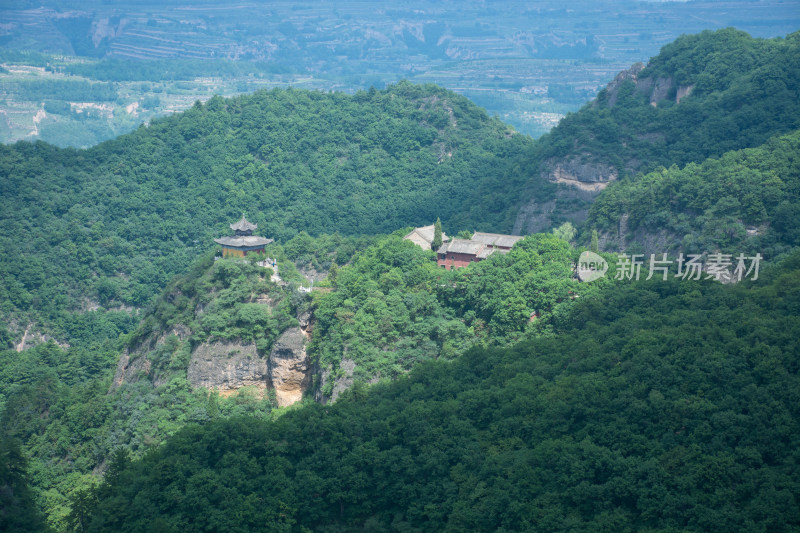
[403,224,449,249]
[436,232,524,269]
[436,239,491,269]
[469,232,523,251]
[214,215,274,257]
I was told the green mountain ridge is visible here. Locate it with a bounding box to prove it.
[0,253,301,530]
[74,252,800,532]
[2,27,800,531]
[514,28,800,233]
[0,81,543,346]
[3,29,799,348]
[586,129,800,257]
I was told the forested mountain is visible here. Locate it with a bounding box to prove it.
[0,229,609,528]
[4,29,799,348]
[2,26,800,532]
[0,253,309,528]
[585,130,800,257]
[309,232,607,401]
[514,29,800,233]
[74,253,800,532]
[0,82,544,346]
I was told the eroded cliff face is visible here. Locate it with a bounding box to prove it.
[114,324,312,406]
[109,256,318,408]
[602,62,646,108]
[12,323,70,352]
[513,61,697,235]
[113,324,191,388]
[600,61,690,109]
[545,158,619,191]
[187,341,268,396]
[268,327,310,407]
[185,327,310,407]
[315,358,355,404]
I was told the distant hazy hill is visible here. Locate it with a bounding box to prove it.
[3,1,798,147]
[514,29,800,233]
[0,82,541,344]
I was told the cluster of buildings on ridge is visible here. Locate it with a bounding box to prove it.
[403,224,523,270]
[214,217,523,271]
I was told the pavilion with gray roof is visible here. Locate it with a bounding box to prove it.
[214,215,273,257]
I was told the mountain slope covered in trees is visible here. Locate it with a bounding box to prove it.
[0,253,303,529]
[515,29,800,232]
[0,229,609,528]
[3,29,799,346]
[0,82,547,345]
[2,27,800,531]
[309,232,609,400]
[585,129,800,256]
[76,253,800,532]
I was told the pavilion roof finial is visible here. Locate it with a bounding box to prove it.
[230,214,257,233]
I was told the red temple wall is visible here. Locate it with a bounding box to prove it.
[437,252,479,270]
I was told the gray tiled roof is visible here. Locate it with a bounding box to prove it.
[404,225,449,244]
[438,239,485,255]
[230,215,257,232]
[477,248,510,259]
[214,235,273,248]
[471,232,523,248]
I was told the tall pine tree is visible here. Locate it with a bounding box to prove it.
[432,218,443,250]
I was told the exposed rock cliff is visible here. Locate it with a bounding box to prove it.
[601,62,646,108]
[513,59,700,235]
[13,323,70,352]
[113,324,191,388]
[187,341,268,396]
[512,173,597,235]
[111,257,315,406]
[268,327,310,407]
[315,357,355,404]
[543,157,619,191]
[599,61,690,110]
[184,327,310,406]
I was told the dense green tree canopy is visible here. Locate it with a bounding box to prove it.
[77,253,800,532]
[586,130,800,256]
[536,29,800,179]
[309,232,608,396]
[0,81,544,343]
[2,27,800,532]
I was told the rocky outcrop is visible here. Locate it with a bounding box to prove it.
[14,323,70,352]
[315,358,355,404]
[512,199,556,235]
[676,84,694,103]
[618,212,630,243]
[513,60,699,235]
[512,157,610,234]
[602,62,645,108]
[187,341,268,396]
[112,324,190,388]
[599,61,694,110]
[635,75,672,106]
[182,327,310,406]
[113,352,153,388]
[545,157,619,191]
[268,327,310,407]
